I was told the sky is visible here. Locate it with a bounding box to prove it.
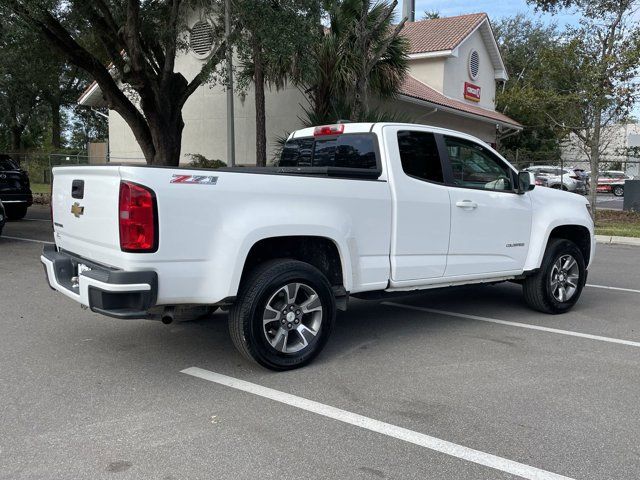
[412,0,582,27]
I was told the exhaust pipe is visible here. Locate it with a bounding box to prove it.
[161,306,175,324]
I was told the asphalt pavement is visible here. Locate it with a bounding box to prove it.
[596,194,624,211]
[1,206,640,480]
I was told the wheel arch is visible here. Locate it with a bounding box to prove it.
[229,234,353,299]
[526,223,592,271]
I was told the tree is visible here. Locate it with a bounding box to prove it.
[0,18,49,150]
[494,16,575,166]
[299,0,409,124]
[3,0,231,166]
[528,0,640,212]
[234,0,320,166]
[422,10,440,20]
[68,107,108,151]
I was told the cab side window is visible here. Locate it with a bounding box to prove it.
[397,131,444,183]
[444,136,514,191]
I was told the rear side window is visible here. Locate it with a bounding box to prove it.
[397,131,444,183]
[279,134,378,170]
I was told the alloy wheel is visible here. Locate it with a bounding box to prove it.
[549,254,580,302]
[262,282,323,354]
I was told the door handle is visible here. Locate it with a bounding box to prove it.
[456,200,478,209]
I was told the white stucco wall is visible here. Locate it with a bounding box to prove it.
[408,57,445,92]
[443,29,497,111]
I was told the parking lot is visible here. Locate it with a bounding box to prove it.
[1,205,639,480]
[596,194,624,211]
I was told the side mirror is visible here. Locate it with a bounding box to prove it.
[517,171,535,194]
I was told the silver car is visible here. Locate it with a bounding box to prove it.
[524,166,587,194]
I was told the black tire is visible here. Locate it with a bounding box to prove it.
[523,238,586,314]
[229,259,336,370]
[613,185,624,197]
[6,204,28,220]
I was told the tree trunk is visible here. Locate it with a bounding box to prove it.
[50,99,62,149]
[146,113,185,167]
[352,76,367,122]
[10,126,23,151]
[588,112,602,217]
[253,41,267,167]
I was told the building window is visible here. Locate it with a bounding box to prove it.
[190,21,214,59]
[468,50,480,80]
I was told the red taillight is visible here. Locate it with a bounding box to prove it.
[119,181,157,252]
[314,124,345,136]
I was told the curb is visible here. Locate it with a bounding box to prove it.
[596,235,640,246]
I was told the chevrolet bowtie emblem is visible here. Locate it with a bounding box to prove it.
[71,202,84,218]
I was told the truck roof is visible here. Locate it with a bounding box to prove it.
[289,122,494,150]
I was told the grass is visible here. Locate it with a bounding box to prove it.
[31,183,51,194]
[595,210,640,238]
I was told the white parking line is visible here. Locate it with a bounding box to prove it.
[383,302,640,348]
[182,367,573,480]
[586,284,640,294]
[0,235,53,245]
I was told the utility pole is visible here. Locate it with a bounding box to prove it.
[225,0,236,167]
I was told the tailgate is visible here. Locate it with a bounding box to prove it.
[52,166,122,266]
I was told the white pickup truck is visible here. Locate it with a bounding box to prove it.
[42,123,595,370]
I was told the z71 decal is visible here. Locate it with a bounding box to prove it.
[170,174,218,185]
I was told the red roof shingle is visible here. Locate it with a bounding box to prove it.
[400,75,521,128]
[401,13,487,55]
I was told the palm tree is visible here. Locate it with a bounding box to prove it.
[298,0,409,124]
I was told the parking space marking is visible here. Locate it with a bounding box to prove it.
[586,284,640,294]
[383,302,640,348]
[182,367,574,480]
[0,235,53,245]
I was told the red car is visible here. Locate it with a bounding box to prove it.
[592,170,633,197]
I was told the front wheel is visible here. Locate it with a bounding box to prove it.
[523,239,586,314]
[613,185,624,197]
[229,259,336,370]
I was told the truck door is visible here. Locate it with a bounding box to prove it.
[442,135,532,277]
[384,126,451,281]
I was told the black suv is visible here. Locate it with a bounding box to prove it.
[0,154,33,220]
[0,200,6,236]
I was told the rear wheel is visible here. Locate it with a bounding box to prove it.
[613,185,624,197]
[229,259,336,370]
[523,239,586,314]
[5,204,28,220]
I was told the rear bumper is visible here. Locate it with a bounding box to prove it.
[0,192,33,206]
[41,244,157,319]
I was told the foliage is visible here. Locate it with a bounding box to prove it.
[0,9,95,151]
[3,0,231,166]
[494,16,573,165]
[422,10,440,20]
[298,0,409,124]
[233,0,320,166]
[596,210,640,236]
[68,106,108,150]
[186,153,226,169]
[526,0,640,212]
